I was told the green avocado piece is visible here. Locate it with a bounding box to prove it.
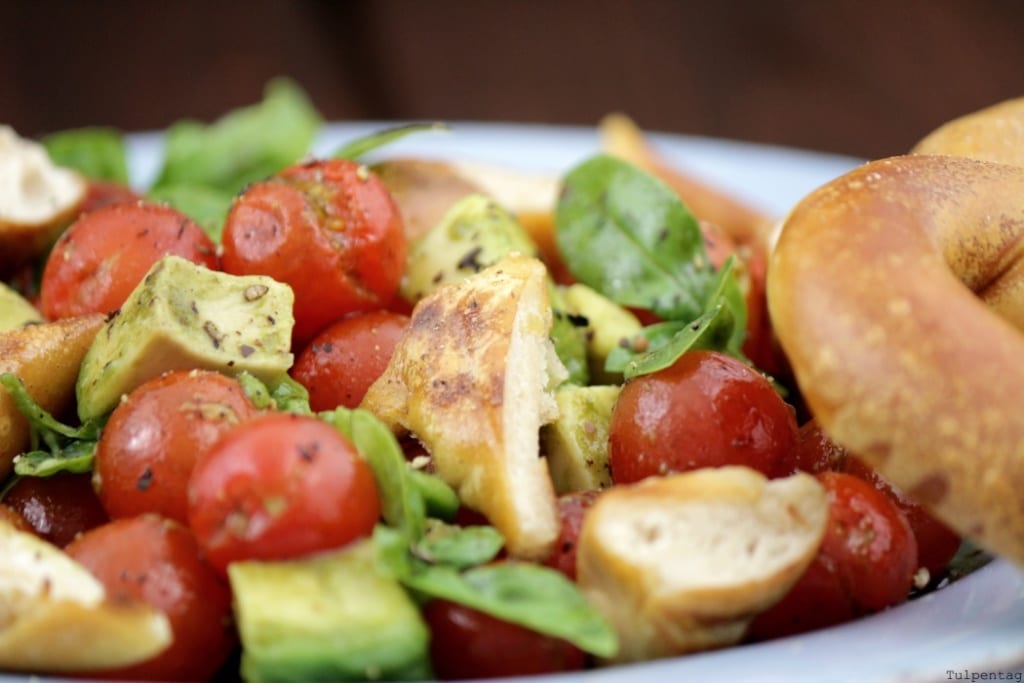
[76,254,294,421]
[229,540,431,683]
[542,384,620,494]
[399,193,539,303]
[0,282,42,331]
[562,283,642,384]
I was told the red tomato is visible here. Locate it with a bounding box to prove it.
[543,489,602,581]
[817,471,918,613]
[423,598,586,680]
[747,552,854,640]
[291,310,410,411]
[65,515,235,681]
[842,457,961,581]
[0,503,35,534]
[221,159,407,344]
[3,472,109,547]
[78,180,142,215]
[793,418,850,474]
[39,201,217,320]
[94,370,260,525]
[187,412,381,574]
[608,350,798,483]
[749,471,917,640]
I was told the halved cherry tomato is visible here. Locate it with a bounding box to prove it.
[749,471,918,640]
[93,370,260,525]
[792,417,850,474]
[187,412,380,574]
[543,489,602,582]
[0,503,34,534]
[65,515,235,681]
[2,472,109,547]
[423,598,586,680]
[39,201,217,320]
[291,310,410,411]
[78,180,142,215]
[608,349,798,483]
[221,159,407,344]
[843,457,961,581]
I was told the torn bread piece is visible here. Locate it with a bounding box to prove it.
[0,126,87,275]
[0,519,171,672]
[362,254,567,559]
[577,466,827,663]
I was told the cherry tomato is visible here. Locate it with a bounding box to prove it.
[792,418,850,474]
[842,457,961,581]
[39,201,217,320]
[3,472,109,547]
[221,159,407,344]
[747,552,854,640]
[187,412,381,574]
[543,489,602,581]
[608,350,798,483]
[93,370,260,525]
[78,180,142,215]
[749,471,917,640]
[0,503,34,534]
[818,471,918,613]
[423,598,586,680]
[291,310,410,411]
[65,515,235,681]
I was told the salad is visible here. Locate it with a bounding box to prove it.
[0,79,980,681]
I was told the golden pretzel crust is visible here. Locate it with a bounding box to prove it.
[768,152,1024,564]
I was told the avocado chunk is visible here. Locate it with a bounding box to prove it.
[229,540,431,683]
[0,282,42,331]
[400,193,539,303]
[562,283,642,384]
[542,384,620,493]
[76,254,294,421]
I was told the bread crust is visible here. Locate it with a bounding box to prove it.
[768,153,1024,564]
[912,97,1024,167]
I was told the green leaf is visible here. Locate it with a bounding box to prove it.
[321,407,426,540]
[332,122,449,161]
[393,556,618,658]
[407,468,459,522]
[152,77,322,194]
[606,257,749,378]
[41,127,129,183]
[555,154,717,321]
[14,441,96,477]
[412,520,504,569]
[146,184,235,242]
[0,373,101,442]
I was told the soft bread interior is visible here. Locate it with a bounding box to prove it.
[577,467,827,663]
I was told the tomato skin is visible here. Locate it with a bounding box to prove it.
[39,201,217,320]
[187,412,381,575]
[65,515,235,681]
[842,457,961,580]
[291,310,410,411]
[609,350,798,483]
[221,159,407,344]
[94,370,260,525]
[749,471,917,640]
[0,503,35,534]
[543,490,602,581]
[3,472,109,547]
[793,418,850,474]
[818,471,918,613]
[78,180,142,215]
[424,598,586,680]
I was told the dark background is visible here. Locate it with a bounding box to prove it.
[2,0,1023,160]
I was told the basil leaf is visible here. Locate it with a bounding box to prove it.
[41,127,129,183]
[321,406,426,540]
[407,468,459,522]
[152,77,321,194]
[0,373,101,442]
[146,184,234,242]
[332,122,449,161]
[556,154,716,321]
[606,258,749,378]
[14,441,96,477]
[395,558,618,658]
[412,521,504,569]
